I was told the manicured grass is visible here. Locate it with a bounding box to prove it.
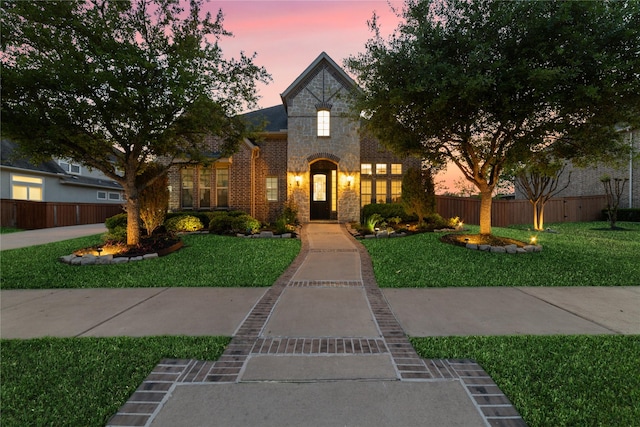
[0,227,22,234]
[0,336,230,427]
[362,221,640,287]
[0,233,300,289]
[411,335,640,427]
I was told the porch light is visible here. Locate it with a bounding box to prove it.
[294,175,302,186]
[346,175,354,187]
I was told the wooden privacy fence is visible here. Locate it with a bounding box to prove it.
[1,199,124,230]
[436,195,608,228]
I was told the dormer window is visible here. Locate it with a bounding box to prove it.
[317,109,330,137]
[59,160,81,175]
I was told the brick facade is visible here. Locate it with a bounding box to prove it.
[167,53,422,223]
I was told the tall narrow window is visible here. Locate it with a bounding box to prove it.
[199,168,212,208]
[11,175,43,201]
[266,177,278,201]
[181,168,194,208]
[391,179,402,202]
[375,180,387,204]
[317,110,330,137]
[216,168,229,207]
[361,178,372,207]
[331,170,337,212]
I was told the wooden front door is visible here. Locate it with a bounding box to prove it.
[310,160,336,220]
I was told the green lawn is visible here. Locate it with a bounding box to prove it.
[362,221,640,287]
[0,227,23,234]
[0,233,301,289]
[411,335,640,427]
[0,336,230,427]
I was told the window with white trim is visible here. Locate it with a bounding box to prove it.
[11,175,43,201]
[108,192,121,201]
[97,191,107,200]
[59,160,81,175]
[199,168,212,208]
[317,110,330,137]
[216,167,229,207]
[266,177,278,201]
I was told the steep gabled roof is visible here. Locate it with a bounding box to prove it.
[1,139,65,175]
[280,52,357,112]
[241,104,287,132]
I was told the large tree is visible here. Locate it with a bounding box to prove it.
[347,0,639,235]
[1,0,270,245]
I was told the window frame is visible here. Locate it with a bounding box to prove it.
[391,164,402,175]
[317,109,330,137]
[11,174,44,201]
[376,163,387,175]
[266,176,278,202]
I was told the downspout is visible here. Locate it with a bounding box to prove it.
[251,147,259,218]
[629,130,634,208]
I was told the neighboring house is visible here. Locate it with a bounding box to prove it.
[514,128,639,209]
[167,52,421,223]
[1,139,124,204]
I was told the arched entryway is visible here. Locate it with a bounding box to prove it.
[310,160,337,220]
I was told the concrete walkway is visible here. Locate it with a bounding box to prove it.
[1,223,639,427]
[0,223,107,250]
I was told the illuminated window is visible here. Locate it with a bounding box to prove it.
[216,168,229,207]
[376,163,387,175]
[199,168,212,208]
[361,178,372,207]
[317,110,330,137]
[266,177,278,201]
[181,168,194,208]
[11,175,43,201]
[391,179,402,202]
[391,164,402,175]
[313,174,327,201]
[376,180,387,203]
[361,164,372,175]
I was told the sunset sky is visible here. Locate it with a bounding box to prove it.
[208,0,463,192]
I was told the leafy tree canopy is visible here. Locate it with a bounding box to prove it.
[1,0,271,244]
[347,0,639,234]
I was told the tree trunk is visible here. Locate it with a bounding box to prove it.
[479,189,493,235]
[537,203,545,231]
[126,197,141,246]
[531,201,540,230]
[123,180,141,246]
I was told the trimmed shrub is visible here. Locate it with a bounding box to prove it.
[166,211,216,228]
[164,215,204,232]
[105,213,128,232]
[209,212,260,235]
[361,203,417,223]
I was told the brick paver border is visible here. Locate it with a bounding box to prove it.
[107,224,526,427]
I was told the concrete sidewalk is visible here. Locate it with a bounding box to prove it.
[1,222,639,427]
[0,223,107,250]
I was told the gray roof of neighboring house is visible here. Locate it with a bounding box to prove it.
[1,139,65,175]
[242,104,287,132]
[1,139,122,190]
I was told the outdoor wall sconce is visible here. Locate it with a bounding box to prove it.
[294,175,302,186]
[346,176,354,187]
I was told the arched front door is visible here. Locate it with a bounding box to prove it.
[310,160,337,220]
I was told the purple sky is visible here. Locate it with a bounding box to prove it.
[208,0,463,192]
